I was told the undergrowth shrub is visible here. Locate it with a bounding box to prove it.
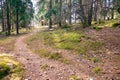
[0,63,10,79]
[112,23,120,28]
[61,24,71,29]
[93,26,103,30]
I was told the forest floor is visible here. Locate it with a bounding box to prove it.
[0,27,120,80]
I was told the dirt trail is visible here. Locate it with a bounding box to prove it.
[12,29,90,80]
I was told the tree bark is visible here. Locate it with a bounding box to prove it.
[59,0,62,27]
[79,0,87,28]
[94,0,98,21]
[16,5,19,34]
[69,0,72,24]
[49,0,52,28]
[6,0,11,35]
[88,0,94,26]
[1,0,5,32]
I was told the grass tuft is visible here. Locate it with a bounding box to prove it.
[93,67,101,74]
[0,62,10,79]
[90,57,99,63]
[41,64,49,70]
[112,22,120,28]
[69,75,79,80]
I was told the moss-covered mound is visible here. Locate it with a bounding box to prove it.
[0,54,23,80]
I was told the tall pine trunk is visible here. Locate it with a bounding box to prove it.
[94,1,98,21]
[88,0,94,26]
[16,7,19,34]
[69,0,72,24]
[6,0,11,35]
[49,0,52,28]
[59,0,62,27]
[79,0,87,28]
[1,0,5,32]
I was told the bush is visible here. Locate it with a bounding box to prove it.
[112,23,120,28]
[69,75,79,80]
[98,20,105,24]
[48,53,62,60]
[83,22,89,28]
[93,26,103,30]
[0,63,10,79]
[61,24,71,29]
[93,67,101,74]
[90,58,99,63]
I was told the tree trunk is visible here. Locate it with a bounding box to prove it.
[6,0,11,35]
[79,0,88,28]
[69,0,72,24]
[94,1,98,21]
[111,8,114,19]
[111,0,115,19]
[59,0,62,27]
[1,0,5,32]
[49,0,52,28]
[88,0,94,26]
[16,6,19,34]
[104,0,107,20]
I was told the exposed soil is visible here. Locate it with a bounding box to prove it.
[84,28,120,79]
[0,28,120,80]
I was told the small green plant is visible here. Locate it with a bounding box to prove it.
[76,46,87,55]
[48,53,62,60]
[112,22,120,28]
[69,75,79,80]
[41,64,49,70]
[60,58,70,64]
[90,57,99,63]
[90,41,103,51]
[35,49,51,58]
[61,24,71,29]
[56,42,74,50]
[35,49,62,60]
[93,67,101,74]
[0,63,10,79]
[93,26,103,30]
[83,21,89,28]
[98,20,105,24]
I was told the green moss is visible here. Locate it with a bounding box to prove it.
[0,55,23,80]
[35,49,62,60]
[92,20,120,28]
[26,29,104,57]
[0,62,10,79]
[56,42,74,50]
[60,58,70,64]
[90,57,99,63]
[93,67,101,74]
[93,26,103,30]
[63,32,82,42]
[41,64,49,70]
[0,36,16,52]
[90,42,103,51]
[69,75,79,80]
[112,22,120,28]
[61,24,72,29]
[48,53,62,60]
[35,49,51,58]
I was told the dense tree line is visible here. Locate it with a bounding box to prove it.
[0,0,34,35]
[37,0,120,28]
